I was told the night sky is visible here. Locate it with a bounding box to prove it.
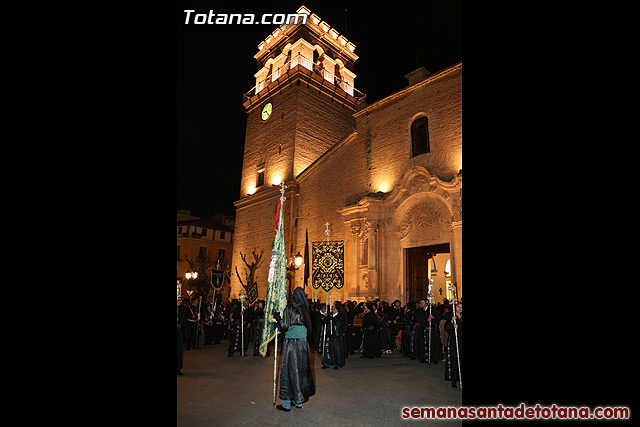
[177,0,461,218]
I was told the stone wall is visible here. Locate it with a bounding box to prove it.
[232,64,462,302]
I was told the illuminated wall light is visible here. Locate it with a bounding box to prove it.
[377,182,390,193]
[247,185,255,196]
[271,175,282,186]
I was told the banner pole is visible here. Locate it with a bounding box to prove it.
[272,327,278,405]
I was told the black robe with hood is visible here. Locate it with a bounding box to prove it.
[444,311,463,385]
[426,306,443,363]
[275,287,315,404]
[321,302,348,368]
[361,305,381,359]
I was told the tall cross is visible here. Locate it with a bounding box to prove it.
[279,181,287,202]
[324,222,330,243]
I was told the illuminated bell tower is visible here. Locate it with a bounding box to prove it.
[231,6,365,300]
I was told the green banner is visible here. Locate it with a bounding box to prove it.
[259,197,288,357]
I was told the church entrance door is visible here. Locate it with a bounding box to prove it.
[405,243,450,303]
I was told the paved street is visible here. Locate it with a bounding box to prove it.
[177,338,461,426]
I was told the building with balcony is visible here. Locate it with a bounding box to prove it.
[177,211,235,290]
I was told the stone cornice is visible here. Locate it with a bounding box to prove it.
[354,62,462,118]
[234,180,299,210]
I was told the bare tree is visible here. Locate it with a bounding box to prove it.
[235,248,264,296]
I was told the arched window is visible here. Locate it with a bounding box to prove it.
[411,116,430,157]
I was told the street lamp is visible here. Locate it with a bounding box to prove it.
[286,252,304,298]
[185,271,198,301]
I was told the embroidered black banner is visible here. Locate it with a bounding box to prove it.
[210,270,223,290]
[312,241,344,292]
[245,281,258,305]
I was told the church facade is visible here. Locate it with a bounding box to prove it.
[231,6,462,305]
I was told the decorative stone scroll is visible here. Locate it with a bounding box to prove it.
[400,200,451,239]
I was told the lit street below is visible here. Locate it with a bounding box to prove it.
[177,339,461,426]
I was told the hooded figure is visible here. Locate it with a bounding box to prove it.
[400,302,416,358]
[361,302,382,359]
[274,287,315,411]
[444,302,463,388]
[321,301,348,369]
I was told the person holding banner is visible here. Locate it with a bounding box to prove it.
[273,286,315,412]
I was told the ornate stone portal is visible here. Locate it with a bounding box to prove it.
[339,166,462,303]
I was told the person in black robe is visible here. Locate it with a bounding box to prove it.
[227,300,252,357]
[321,301,348,369]
[202,305,214,345]
[185,299,199,350]
[177,301,185,376]
[444,302,463,388]
[345,301,356,354]
[273,287,315,411]
[312,303,326,352]
[248,302,256,344]
[439,305,451,356]
[413,300,429,363]
[388,300,402,352]
[212,306,225,344]
[389,300,402,335]
[178,300,189,343]
[380,305,395,353]
[361,302,381,359]
[252,301,269,356]
[399,302,415,358]
[426,300,443,363]
[352,303,365,353]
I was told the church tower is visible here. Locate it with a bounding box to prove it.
[231,6,365,300]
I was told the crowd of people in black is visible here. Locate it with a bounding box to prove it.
[177,294,463,388]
